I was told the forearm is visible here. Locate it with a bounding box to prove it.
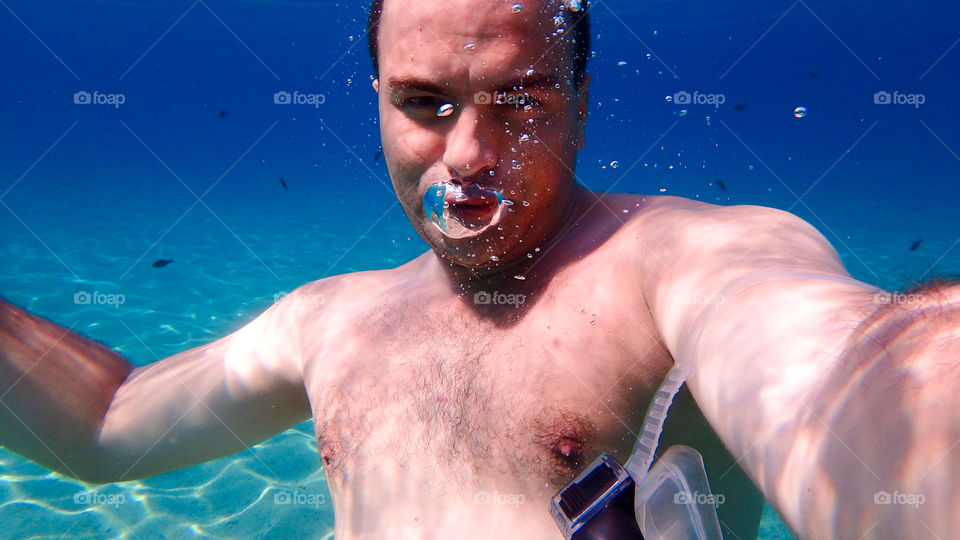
[801,286,960,538]
[686,279,960,538]
[0,298,133,481]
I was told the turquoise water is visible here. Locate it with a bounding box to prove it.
[2,0,959,538]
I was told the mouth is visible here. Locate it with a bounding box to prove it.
[423,182,512,239]
[446,185,500,219]
[448,200,498,220]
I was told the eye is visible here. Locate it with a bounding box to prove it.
[499,91,546,117]
[397,95,456,119]
[513,94,542,110]
[401,96,442,109]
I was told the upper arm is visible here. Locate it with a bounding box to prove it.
[636,199,852,362]
[95,286,316,482]
[635,199,910,534]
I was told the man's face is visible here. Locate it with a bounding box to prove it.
[375,0,589,272]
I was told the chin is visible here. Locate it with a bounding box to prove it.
[437,239,530,275]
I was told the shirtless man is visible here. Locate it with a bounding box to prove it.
[2,0,959,538]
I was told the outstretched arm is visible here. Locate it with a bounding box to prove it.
[0,289,314,483]
[689,273,958,538]
[638,198,960,538]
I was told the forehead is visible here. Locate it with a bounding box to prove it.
[378,0,572,81]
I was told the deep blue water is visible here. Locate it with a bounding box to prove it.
[1,0,958,538]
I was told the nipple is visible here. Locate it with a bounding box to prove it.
[552,436,583,458]
[423,182,513,239]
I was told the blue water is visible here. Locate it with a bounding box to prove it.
[1,0,958,538]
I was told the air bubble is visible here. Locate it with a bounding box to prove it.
[793,106,807,118]
[436,103,454,117]
[678,109,687,117]
[522,200,530,206]
[463,43,477,51]
[664,95,673,103]
[512,160,522,169]
[519,133,530,142]
[610,161,620,168]
[511,3,522,13]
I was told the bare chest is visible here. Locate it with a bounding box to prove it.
[308,284,671,503]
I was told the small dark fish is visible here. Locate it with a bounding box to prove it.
[809,71,819,79]
[278,177,288,191]
[218,109,228,118]
[733,103,746,111]
[152,258,174,268]
[716,180,727,192]
[374,149,383,163]
[909,239,923,251]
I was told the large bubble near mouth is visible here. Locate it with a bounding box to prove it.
[423,182,513,239]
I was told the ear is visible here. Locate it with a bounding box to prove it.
[575,74,590,151]
[372,79,380,94]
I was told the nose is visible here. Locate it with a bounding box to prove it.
[442,104,498,182]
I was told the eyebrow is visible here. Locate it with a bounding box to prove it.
[387,73,564,97]
[387,77,450,97]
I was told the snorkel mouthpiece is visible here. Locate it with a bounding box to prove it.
[422,181,513,238]
[423,184,449,233]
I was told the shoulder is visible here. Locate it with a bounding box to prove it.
[277,255,433,342]
[615,196,848,315]
[283,257,425,317]
[622,195,843,268]
[629,195,807,231]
